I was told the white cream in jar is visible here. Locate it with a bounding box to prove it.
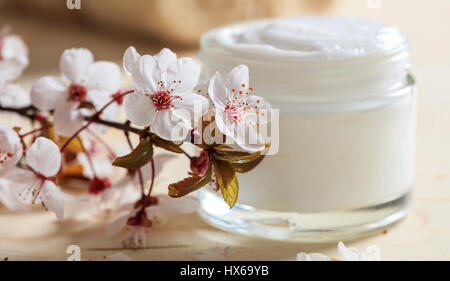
[198,17,416,239]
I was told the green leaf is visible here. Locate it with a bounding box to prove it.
[214,150,261,162]
[168,167,212,197]
[213,159,239,208]
[230,155,265,173]
[152,134,183,154]
[112,137,153,169]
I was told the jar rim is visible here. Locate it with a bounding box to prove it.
[200,17,411,66]
[199,17,412,101]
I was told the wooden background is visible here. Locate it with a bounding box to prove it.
[0,0,450,260]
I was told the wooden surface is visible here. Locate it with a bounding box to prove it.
[1,0,450,260]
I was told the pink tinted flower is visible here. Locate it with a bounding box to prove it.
[3,137,64,219]
[207,65,271,152]
[0,125,22,172]
[31,48,121,137]
[0,32,28,84]
[122,46,209,141]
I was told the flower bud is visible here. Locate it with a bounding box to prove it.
[189,150,209,177]
[88,177,111,194]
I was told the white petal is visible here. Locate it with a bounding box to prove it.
[214,109,233,140]
[0,35,28,82]
[225,65,249,94]
[53,100,84,137]
[26,137,61,177]
[85,61,121,93]
[0,179,30,212]
[0,59,26,84]
[132,55,160,94]
[193,79,210,98]
[243,94,271,123]
[337,241,359,261]
[208,72,229,108]
[296,252,331,261]
[0,124,22,171]
[59,48,94,84]
[1,167,35,184]
[214,107,266,152]
[77,153,113,179]
[0,82,31,108]
[172,92,210,120]
[123,46,141,76]
[99,99,120,122]
[234,122,265,152]
[149,195,199,214]
[151,109,190,141]
[40,180,64,220]
[153,48,177,73]
[88,89,120,121]
[1,35,28,65]
[123,92,156,126]
[30,76,67,111]
[165,57,200,93]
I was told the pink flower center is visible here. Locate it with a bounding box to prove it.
[111,90,124,105]
[0,149,14,165]
[224,103,244,123]
[151,90,173,111]
[68,84,87,102]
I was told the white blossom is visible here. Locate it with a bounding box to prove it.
[3,137,65,219]
[122,46,209,141]
[30,48,121,137]
[0,31,30,109]
[207,65,271,152]
[0,33,28,84]
[0,124,22,172]
[337,241,381,261]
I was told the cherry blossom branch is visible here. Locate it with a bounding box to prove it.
[60,90,134,152]
[0,105,36,120]
[19,124,52,138]
[0,104,142,135]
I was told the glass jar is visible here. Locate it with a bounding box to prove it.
[197,17,416,241]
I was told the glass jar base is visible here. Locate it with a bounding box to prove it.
[197,190,411,242]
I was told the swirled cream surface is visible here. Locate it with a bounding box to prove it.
[200,17,411,102]
[209,17,407,61]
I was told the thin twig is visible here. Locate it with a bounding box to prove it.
[78,136,97,179]
[124,126,145,196]
[60,90,133,152]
